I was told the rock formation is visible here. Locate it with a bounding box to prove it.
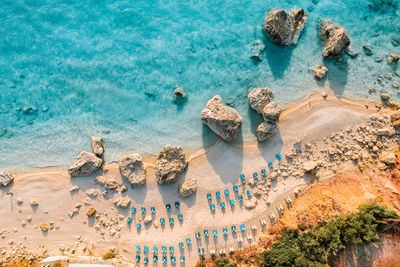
[250,40,266,61]
[178,178,197,198]
[90,136,104,157]
[263,9,308,46]
[319,19,350,59]
[313,66,328,80]
[262,101,282,123]
[200,95,243,142]
[248,88,273,113]
[114,196,131,208]
[68,151,102,177]
[0,171,14,187]
[156,145,188,184]
[119,154,146,187]
[257,121,278,142]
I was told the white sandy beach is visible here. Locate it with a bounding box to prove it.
[0,94,382,266]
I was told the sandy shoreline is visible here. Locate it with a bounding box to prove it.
[0,93,394,266]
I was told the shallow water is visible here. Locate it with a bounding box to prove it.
[0,0,399,169]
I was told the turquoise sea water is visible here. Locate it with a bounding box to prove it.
[0,0,399,169]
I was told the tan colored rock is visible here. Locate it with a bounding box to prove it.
[30,199,39,206]
[114,196,131,208]
[303,160,318,174]
[85,189,98,198]
[104,179,118,189]
[263,9,308,46]
[313,66,328,80]
[319,19,350,59]
[200,95,243,142]
[247,88,273,113]
[86,208,96,217]
[68,151,102,177]
[389,53,399,63]
[178,178,197,198]
[144,215,152,224]
[380,151,396,165]
[155,145,188,184]
[119,154,146,187]
[90,136,104,157]
[244,198,258,209]
[262,101,282,123]
[40,223,49,232]
[381,93,390,101]
[0,172,14,187]
[257,121,278,142]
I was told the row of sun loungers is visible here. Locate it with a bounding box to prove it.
[135,255,184,264]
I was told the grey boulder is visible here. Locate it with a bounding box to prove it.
[201,95,242,142]
[119,154,146,187]
[68,151,102,177]
[263,9,308,46]
[248,88,273,114]
[156,145,188,184]
[90,136,104,157]
[319,19,350,59]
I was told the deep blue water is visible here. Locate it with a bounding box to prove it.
[0,0,399,169]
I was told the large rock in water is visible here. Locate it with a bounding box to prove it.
[156,145,188,184]
[90,136,104,157]
[262,101,282,122]
[178,178,197,198]
[119,154,146,187]
[263,9,308,46]
[248,88,273,114]
[319,19,350,59]
[68,151,102,177]
[257,121,278,142]
[200,95,243,142]
[0,171,14,187]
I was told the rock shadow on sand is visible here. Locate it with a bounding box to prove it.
[257,129,283,165]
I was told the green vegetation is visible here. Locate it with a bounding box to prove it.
[261,203,398,267]
[215,257,237,267]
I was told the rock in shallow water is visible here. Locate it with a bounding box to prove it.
[90,136,104,157]
[313,65,328,80]
[257,121,278,142]
[263,9,308,46]
[119,154,146,187]
[319,19,350,59]
[250,40,266,61]
[200,95,243,142]
[248,88,273,114]
[0,171,14,187]
[156,145,188,184]
[178,178,197,198]
[68,151,102,177]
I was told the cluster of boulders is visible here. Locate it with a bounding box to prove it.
[0,171,14,187]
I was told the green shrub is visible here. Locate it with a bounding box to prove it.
[215,257,237,267]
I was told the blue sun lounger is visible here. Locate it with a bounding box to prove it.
[224,189,229,196]
[198,248,205,255]
[253,172,259,180]
[137,223,141,230]
[276,153,282,160]
[195,232,200,239]
[261,169,267,176]
[186,238,191,245]
[213,230,218,237]
[136,246,140,253]
[141,207,146,214]
[210,204,215,212]
[169,218,174,225]
[171,256,176,264]
[240,174,245,182]
[268,162,274,169]
[131,207,136,214]
[135,255,140,263]
[233,185,239,192]
[207,193,212,200]
[126,217,132,224]
[162,256,167,263]
[223,228,228,236]
[180,256,185,263]
[169,246,174,254]
[204,229,209,237]
[143,257,148,264]
[240,224,246,232]
[144,246,149,253]
[179,242,184,249]
[229,199,235,207]
[178,214,183,221]
[175,201,180,209]
[216,191,221,199]
[238,195,243,203]
[220,202,226,209]
[153,247,158,254]
[231,225,237,233]
[153,255,158,262]
[150,207,156,214]
[161,246,167,253]
[160,218,165,225]
[166,204,171,211]
[247,190,252,197]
